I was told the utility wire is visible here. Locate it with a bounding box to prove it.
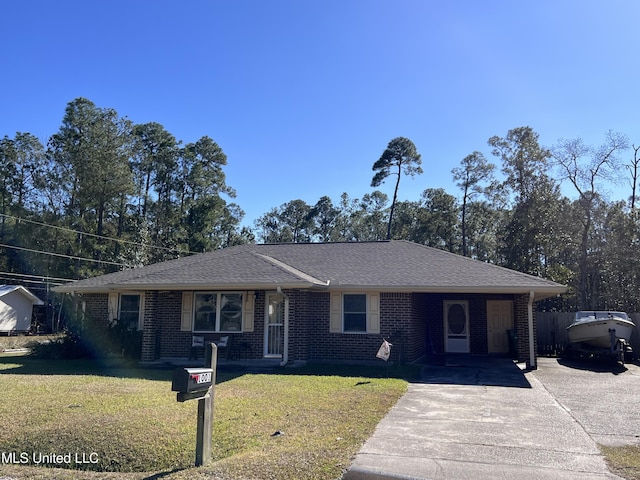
[0,271,75,282]
[0,242,132,268]
[0,213,192,255]
[0,276,64,286]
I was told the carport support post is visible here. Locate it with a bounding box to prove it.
[195,343,217,466]
[527,290,536,370]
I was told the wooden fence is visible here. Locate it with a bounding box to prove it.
[536,312,640,356]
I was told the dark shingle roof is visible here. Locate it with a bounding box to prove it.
[53,240,566,299]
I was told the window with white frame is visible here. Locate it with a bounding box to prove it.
[119,294,142,331]
[193,292,243,332]
[343,293,367,332]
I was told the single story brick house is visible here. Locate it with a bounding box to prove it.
[53,240,566,368]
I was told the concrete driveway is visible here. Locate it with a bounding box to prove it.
[534,357,640,447]
[344,356,640,480]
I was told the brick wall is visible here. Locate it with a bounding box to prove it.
[409,294,429,361]
[82,293,109,328]
[149,291,257,361]
[140,291,158,361]
[304,290,330,361]
[423,293,444,354]
[80,291,284,361]
[469,296,488,355]
[303,291,421,363]
[150,290,267,361]
[285,289,308,362]
[380,292,414,363]
[155,291,188,359]
[81,289,539,364]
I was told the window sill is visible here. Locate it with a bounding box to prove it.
[193,330,243,334]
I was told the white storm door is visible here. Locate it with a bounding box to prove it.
[444,300,470,353]
[264,293,284,358]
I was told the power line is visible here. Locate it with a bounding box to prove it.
[0,242,132,268]
[0,271,75,282]
[0,213,192,255]
[0,276,64,286]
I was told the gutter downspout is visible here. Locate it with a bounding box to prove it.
[528,290,536,370]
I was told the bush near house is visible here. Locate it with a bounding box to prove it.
[26,314,141,361]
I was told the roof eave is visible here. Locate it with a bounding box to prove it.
[53,281,318,294]
[323,284,567,299]
[54,282,567,300]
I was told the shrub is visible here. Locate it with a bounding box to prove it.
[105,320,142,358]
[27,331,93,360]
[28,313,141,361]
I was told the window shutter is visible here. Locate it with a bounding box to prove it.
[181,292,193,332]
[243,291,254,332]
[108,293,119,324]
[367,293,380,334]
[329,293,342,333]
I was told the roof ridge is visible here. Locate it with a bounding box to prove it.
[258,240,391,246]
[252,252,329,286]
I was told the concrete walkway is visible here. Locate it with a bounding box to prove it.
[344,356,630,480]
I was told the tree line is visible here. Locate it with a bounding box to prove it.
[0,98,251,293]
[254,130,640,313]
[1,97,639,315]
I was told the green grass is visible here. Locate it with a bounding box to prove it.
[601,445,640,480]
[0,354,409,480]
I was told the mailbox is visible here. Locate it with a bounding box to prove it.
[172,367,213,394]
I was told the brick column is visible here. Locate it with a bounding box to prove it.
[140,291,158,362]
[514,294,527,362]
[514,294,537,363]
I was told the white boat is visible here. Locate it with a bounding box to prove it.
[566,311,635,348]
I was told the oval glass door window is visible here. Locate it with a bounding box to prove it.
[448,303,467,335]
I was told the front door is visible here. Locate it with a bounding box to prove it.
[487,300,514,353]
[444,300,470,353]
[264,293,284,358]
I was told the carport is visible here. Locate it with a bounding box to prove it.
[422,287,562,369]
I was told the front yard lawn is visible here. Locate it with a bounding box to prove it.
[0,354,410,480]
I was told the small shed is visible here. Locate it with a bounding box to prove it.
[0,285,44,334]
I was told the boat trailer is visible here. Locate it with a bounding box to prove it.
[564,328,633,364]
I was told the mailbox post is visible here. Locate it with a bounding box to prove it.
[171,343,217,466]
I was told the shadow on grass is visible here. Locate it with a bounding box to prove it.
[275,362,423,382]
[244,357,529,387]
[0,354,247,384]
[0,353,538,388]
[142,468,189,479]
[0,352,421,386]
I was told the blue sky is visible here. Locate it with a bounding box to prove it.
[2,1,638,227]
